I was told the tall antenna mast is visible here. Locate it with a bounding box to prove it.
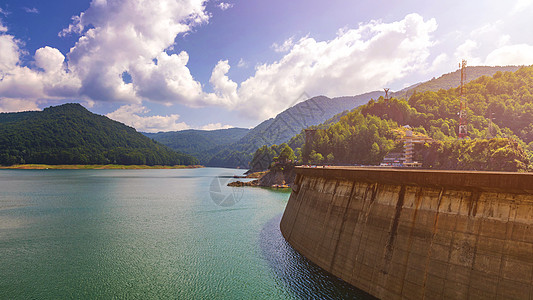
[458,60,468,139]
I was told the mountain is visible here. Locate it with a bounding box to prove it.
[392,65,520,99]
[205,66,524,169]
[145,65,524,169]
[0,103,198,166]
[144,128,250,164]
[295,66,533,171]
[206,91,384,168]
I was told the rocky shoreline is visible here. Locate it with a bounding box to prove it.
[228,168,295,188]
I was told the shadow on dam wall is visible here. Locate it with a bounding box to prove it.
[280,167,533,299]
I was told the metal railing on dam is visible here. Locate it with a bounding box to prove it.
[280,166,533,299]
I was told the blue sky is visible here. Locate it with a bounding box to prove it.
[1,0,533,132]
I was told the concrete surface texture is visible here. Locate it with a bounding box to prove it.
[280,167,533,299]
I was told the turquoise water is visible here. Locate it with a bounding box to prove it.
[0,168,371,299]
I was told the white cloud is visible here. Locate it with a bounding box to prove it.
[0,99,40,112]
[64,0,209,104]
[485,44,533,66]
[58,14,84,37]
[454,39,482,65]
[271,36,295,53]
[0,34,20,70]
[0,18,76,102]
[1,8,441,121]
[0,31,80,101]
[0,0,212,110]
[0,18,7,32]
[511,0,533,14]
[106,104,190,133]
[129,51,205,106]
[106,103,235,132]
[217,2,233,10]
[199,123,234,130]
[23,7,39,14]
[10,5,533,125]
[451,20,533,67]
[208,60,238,106]
[428,53,449,72]
[35,46,65,73]
[210,13,439,119]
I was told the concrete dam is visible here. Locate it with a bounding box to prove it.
[280,167,533,299]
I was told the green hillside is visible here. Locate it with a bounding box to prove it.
[206,91,383,168]
[393,65,520,99]
[194,66,519,169]
[144,128,250,164]
[292,66,533,171]
[0,103,198,166]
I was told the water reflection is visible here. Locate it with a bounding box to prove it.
[260,214,376,300]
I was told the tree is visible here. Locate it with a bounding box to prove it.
[326,153,335,164]
[275,144,296,163]
[309,150,324,164]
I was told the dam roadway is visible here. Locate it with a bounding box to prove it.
[280,166,533,299]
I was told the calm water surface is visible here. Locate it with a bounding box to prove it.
[0,168,371,299]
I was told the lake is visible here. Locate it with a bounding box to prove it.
[0,168,371,299]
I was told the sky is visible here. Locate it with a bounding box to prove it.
[1,0,533,132]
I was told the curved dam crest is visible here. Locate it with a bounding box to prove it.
[280,167,533,299]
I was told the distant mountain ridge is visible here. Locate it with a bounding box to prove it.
[0,103,197,166]
[392,65,521,99]
[147,65,523,169]
[206,91,384,167]
[144,128,250,164]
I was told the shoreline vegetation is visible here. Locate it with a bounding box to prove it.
[0,164,204,170]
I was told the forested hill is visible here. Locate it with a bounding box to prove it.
[0,103,198,166]
[287,66,533,171]
[393,65,520,99]
[185,66,520,169]
[144,128,250,164]
[205,91,384,168]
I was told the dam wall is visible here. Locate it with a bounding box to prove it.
[280,167,533,299]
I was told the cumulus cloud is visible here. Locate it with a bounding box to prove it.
[0,20,7,32]
[511,0,533,14]
[129,51,205,106]
[2,6,441,121]
[451,20,533,67]
[199,123,234,130]
[485,44,533,66]
[454,39,482,65]
[10,4,533,130]
[0,0,214,112]
[35,46,65,73]
[208,60,238,105]
[106,104,190,133]
[0,10,460,126]
[217,2,233,10]
[0,98,40,113]
[106,103,234,132]
[271,36,295,53]
[0,30,80,101]
[64,0,209,104]
[0,34,20,70]
[0,15,79,103]
[210,13,439,119]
